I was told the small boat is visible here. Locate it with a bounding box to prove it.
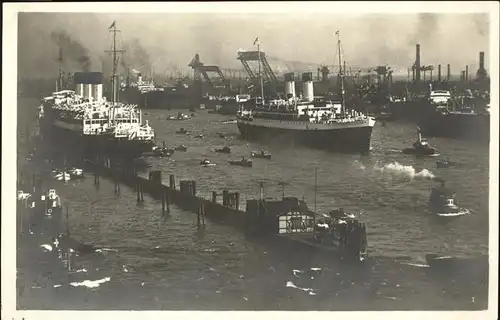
[214,146,231,154]
[51,169,70,182]
[17,190,32,201]
[436,159,460,168]
[175,145,188,152]
[150,145,174,157]
[229,157,253,167]
[167,112,190,120]
[429,180,470,217]
[194,133,204,139]
[217,132,226,138]
[402,127,439,156]
[200,159,216,167]
[250,149,272,160]
[176,128,189,134]
[67,167,84,179]
[221,119,237,124]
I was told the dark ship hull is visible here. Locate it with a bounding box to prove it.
[39,116,154,157]
[385,99,435,122]
[418,111,490,141]
[237,120,374,153]
[120,88,193,109]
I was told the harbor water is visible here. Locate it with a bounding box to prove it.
[16,98,489,310]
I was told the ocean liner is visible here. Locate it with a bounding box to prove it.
[418,88,490,141]
[236,32,375,153]
[38,22,156,156]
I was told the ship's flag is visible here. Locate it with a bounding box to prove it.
[253,37,259,46]
[109,21,116,30]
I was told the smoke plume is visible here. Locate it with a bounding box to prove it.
[50,30,92,72]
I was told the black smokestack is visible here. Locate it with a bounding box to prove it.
[465,65,469,82]
[447,64,451,81]
[415,44,421,82]
[477,51,487,79]
[437,64,441,82]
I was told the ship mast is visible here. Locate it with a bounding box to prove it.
[336,30,346,115]
[105,21,124,124]
[55,47,64,91]
[254,37,264,104]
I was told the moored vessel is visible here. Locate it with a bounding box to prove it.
[236,32,375,153]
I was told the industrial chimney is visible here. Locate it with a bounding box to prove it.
[284,72,296,99]
[437,64,442,82]
[447,64,451,81]
[476,51,488,79]
[301,72,314,102]
[415,44,421,82]
[465,65,469,82]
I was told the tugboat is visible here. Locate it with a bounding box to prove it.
[402,127,439,156]
[429,179,470,217]
[250,149,272,160]
[175,145,188,152]
[176,128,189,135]
[200,159,216,167]
[229,157,253,167]
[214,146,231,154]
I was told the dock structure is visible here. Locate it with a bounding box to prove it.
[81,155,368,261]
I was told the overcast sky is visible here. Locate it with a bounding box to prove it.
[17,12,489,79]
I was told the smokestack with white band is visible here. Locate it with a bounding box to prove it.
[284,72,296,99]
[302,72,314,102]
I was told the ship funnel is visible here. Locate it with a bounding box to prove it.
[74,72,104,101]
[138,73,143,83]
[284,72,296,99]
[301,72,314,102]
[437,64,442,82]
[447,64,451,81]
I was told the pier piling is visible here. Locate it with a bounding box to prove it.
[162,188,166,213]
[169,174,176,190]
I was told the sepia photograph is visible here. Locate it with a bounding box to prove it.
[2,2,498,319]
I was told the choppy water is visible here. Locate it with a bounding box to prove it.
[16,99,490,310]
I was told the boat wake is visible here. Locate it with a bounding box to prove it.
[374,162,436,180]
[285,281,316,295]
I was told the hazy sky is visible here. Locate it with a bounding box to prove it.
[17,12,490,79]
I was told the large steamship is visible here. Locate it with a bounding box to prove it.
[38,72,156,156]
[237,32,375,153]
